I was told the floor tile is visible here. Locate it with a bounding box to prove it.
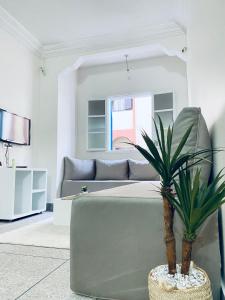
[18,261,92,300]
[0,212,53,234]
[0,243,70,260]
[0,252,65,300]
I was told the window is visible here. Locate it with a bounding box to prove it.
[87,93,174,151]
[109,95,153,150]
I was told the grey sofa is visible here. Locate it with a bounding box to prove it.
[70,108,218,300]
[61,158,160,197]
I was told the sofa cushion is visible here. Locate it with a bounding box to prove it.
[64,157,95,180]
[95,159,128,180]
[128,159,160,180]
[171,107,212,184]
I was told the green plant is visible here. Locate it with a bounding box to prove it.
[168,168,225,275]
[130,116,211,274]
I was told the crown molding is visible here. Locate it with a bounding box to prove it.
[0,6,42,56]
[42,22,185,58]
[0,5,185,61]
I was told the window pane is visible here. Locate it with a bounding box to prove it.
[110,96,152,150]
[88,100,105,115]
[154,93,173,110]
[88,133,105,149]
[88,117,105,132]
[112,98,133,112]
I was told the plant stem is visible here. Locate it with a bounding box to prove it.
[181,239,193,275]
[163,196,176,274]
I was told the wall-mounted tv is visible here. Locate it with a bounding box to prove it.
[0,109,31,145]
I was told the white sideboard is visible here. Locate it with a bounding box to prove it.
[0,168,47,220]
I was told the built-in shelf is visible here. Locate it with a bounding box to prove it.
[87,148,106,152]
[0,168,47,220]
[88,115,105,118]
[88,100,106,151]
[32,189,46,193]
[154,109,173,113]
[153,93,174,140]
[88,131,105,134]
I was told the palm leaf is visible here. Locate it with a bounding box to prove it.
[169,168,225,241]
[130,116,216,194]
[141,130,162,165]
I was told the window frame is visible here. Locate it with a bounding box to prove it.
[87,91,175,153]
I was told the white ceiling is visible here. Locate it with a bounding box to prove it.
[0,0,187,46]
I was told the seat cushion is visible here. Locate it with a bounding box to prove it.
[128,159,159,180]
[95,159,128,180]
[64,157,95,180]
[61,180,137,197]
[172,107,212,184]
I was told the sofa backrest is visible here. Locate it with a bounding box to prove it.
[63,157,159,181]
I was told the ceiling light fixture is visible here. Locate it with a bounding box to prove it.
[125,54,131,80]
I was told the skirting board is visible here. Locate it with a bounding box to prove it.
[46,203,53,212]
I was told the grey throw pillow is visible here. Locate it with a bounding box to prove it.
[64,157,95,180]
[95,159,128,180]
[128,159,160,180]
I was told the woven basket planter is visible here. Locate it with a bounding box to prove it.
[148,266,212,300]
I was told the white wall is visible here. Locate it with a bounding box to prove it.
[38,54,79,202]
[0,27,41,167]
[76,56,188,160]
[186,0,225,292]
[56,69,76,197]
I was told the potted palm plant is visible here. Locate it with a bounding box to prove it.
[130,117,210,274]
[148,168,225,300]
[131,116,222,299]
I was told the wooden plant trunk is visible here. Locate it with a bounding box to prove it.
[163,196,176,274]
[181,239,193,275]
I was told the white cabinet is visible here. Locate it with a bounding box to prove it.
[0,168,47,220]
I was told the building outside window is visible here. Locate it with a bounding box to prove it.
[109,95,153,150]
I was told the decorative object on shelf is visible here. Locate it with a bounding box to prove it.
[131,115,219,299]
[81,185,88,193]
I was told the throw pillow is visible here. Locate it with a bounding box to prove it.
[95,159,128,180]
[128,159,160,180]
[64,157,95,180]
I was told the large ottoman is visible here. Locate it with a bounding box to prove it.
[70,183,221,300]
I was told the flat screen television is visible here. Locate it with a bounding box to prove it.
[0,109,31,145]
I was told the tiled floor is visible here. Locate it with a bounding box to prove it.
[0,214,92,300]
[0,212,53,234]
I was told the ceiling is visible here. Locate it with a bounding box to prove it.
[0,0,187,46]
